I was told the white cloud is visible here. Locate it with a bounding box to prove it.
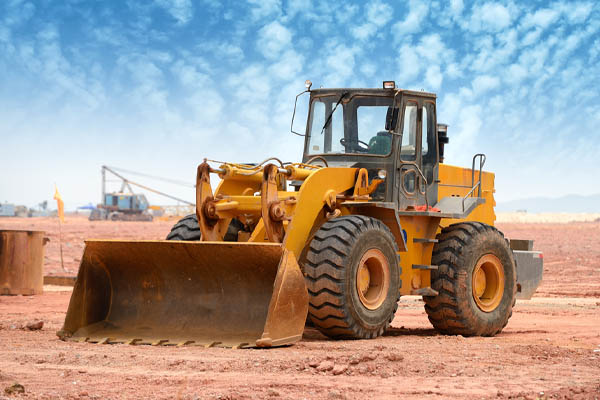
[472,75,499,95]
[11,24,106,111]
[469,29,518,73]
[334,3,359,24]
[285,0,311,19]
[521,28,542,46]
[396,44,420,83]
[393,0,429,37]
[227,64,272,102]
[0,26,10,43]
[367,1,394,27]
[503,64,528,84]
[360,62,377,77]
[465,3,512,32]
[438,0,463,27]
[552,30,587,65]
[352,24,377,41]
[247,0,282,21]
[590,39,600,62]
[445,63,461,79]
[395,34,452,87]
[563,2,594,23]
[198,41,244,62]
[438,93,461,124]
[268,49,304,80]
[3,0,36,27]
[425,65,442,90]
[92,27,124,46]
[324,43,360,86]
[170,60,209,87]
[154,0,193,25]
[522,8,560,30]
[449,0,463,17]
[256,21,293,60]
[445,104,483,161]
[215,43,244,60]
[416,34,449,62]
[351,1,394,41]
[186,89,224,125]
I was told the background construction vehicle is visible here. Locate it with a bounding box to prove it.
[89,166,194,221]
[60,81,542,347]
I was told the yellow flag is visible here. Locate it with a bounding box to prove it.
[53,185,65,223]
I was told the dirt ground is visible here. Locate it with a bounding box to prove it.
[1,216,599,399]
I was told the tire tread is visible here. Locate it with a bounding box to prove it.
[304,215,400,339]
[424,222,517,336]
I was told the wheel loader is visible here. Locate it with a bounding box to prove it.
[59,81,543,348]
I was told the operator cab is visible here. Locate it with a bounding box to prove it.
[305,93,394,156]
[300,82,440,210]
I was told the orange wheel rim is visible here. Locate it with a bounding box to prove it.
[356,249,389,310]
[472,254,505,312]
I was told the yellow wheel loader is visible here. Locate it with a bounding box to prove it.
[59,81,543,348]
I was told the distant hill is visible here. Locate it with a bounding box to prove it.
[496,193,600,213]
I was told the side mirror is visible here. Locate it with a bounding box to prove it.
[385,107,399,131]
[290,81,312,137]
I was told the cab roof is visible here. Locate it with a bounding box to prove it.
[310,88,437,99]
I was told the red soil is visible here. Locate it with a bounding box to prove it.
[0,217,598,399]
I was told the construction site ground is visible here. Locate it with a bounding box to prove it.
[1,216,599,399]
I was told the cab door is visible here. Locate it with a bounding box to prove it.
[396,97,437,210]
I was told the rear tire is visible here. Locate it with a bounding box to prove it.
[304,215,400,339]
[166,214,201,240]
[165,214,245,241]
[424,222,516,336]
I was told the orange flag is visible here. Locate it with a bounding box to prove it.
[53,185,65,223]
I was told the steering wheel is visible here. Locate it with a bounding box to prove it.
[340,138,370,152]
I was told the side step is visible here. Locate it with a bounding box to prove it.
[412,264,438,270]
[412,238,438,244]
[411,287,439,297]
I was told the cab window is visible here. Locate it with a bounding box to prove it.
[306,95,393,156]
[358,105,392,155]
[400,102,418,161]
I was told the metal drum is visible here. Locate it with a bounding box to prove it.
[0,230,47,295]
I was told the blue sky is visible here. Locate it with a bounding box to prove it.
[1,0,599,210]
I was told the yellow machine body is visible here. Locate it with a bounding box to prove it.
[395,164,497,296]
[60,158,499,347]
[59,82,541,346]
[437,164,496,227]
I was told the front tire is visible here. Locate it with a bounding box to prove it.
[304,216,401,339]
[424,222,516,336]
[165,214,245,241]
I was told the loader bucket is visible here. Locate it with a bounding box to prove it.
[59,240,309,348]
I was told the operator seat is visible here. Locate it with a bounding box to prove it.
[368,131,392,155]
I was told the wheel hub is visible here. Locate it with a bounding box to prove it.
[472,254,504,312]
[356,249,390,310]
